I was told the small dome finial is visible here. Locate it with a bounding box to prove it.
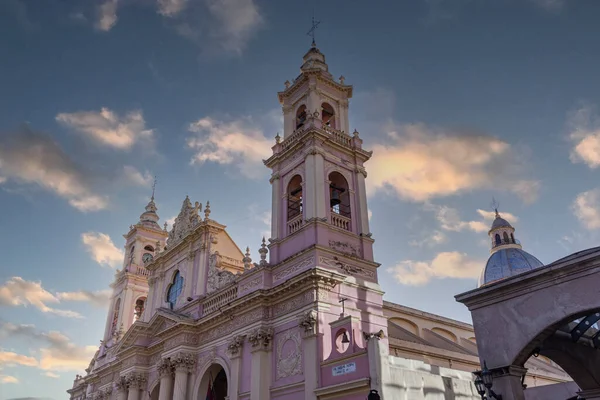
[204,201,211,220]
[491,197,500,218]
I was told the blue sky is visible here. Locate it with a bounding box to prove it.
[2,0,600,398]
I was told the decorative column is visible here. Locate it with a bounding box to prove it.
[115,376,128,400]
[283,105,294,137]
[365,330,391,399]
[172,352,196,400]
[488,365,527,400]
[304,152,317,220]
[227,335,246,400]
[126,373,147,400]
[313,152,326,219]
[249,327,273,400]
[270,174,280,241]
[157,358,174,400]
[145,276,156,322]
[299,310,318,400]
[355,167,370,236]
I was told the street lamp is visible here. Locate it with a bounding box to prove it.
[473,362,502,400]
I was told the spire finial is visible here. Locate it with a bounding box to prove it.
[151,176,157,201]
[204,201,211,220]
[307,10,320,48]
[491,197,500,218]
[243,246,252,270]
[258,237,269,266]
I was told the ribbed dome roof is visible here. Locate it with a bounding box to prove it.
[479,248,544,287]
[490,216,513,230]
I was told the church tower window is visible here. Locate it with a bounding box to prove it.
[133,297,146,322]
[111,298,121,334]
[495,234,501,246]
[167,271,184,309]
[503,232,510,244]
[144,245,154,252]
[296,105,307,129]
[287,175,303,221]
[321,102,336,128]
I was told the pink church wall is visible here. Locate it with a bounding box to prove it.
[239,342,252,394]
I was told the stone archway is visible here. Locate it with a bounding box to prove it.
[196,363,228,400]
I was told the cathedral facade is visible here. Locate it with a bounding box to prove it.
[68,45,570,400]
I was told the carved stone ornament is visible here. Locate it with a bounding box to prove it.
[276,330,303,379]
[298,310,318,335]
[273,257,315,282]
[167,196,200,248]
[157,358,173,377]
[125,372,147,389]
[320,256,375,279]
[248,327,273,350]
[172,352,196,373]
[227,334,246,357]
[328,240,360,258]
[115,375,128,390]
[207,252,236,294]
[363,329,385,341]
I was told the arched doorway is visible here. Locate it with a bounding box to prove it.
[149,384,159,400]
[197,364,228,400]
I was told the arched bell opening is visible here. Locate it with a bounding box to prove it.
[321,102,336,128]
[197,364,228,400]
[111,298,121,335]
[287,175,303,221]
[328,171,351,219]
[296,105,307,129]
[132,297,146,323]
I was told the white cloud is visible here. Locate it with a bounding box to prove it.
[206,0,263,54]
[425,204,518,234]
[0,176,6,184]
[56,107,154,151]
[96,0,118,31]
[0,128,108,212]
[0,374,19,384]
[388,251,483,286]
[43,371,60,378]
[0,277,82,318]
[81,232,124,268]
[56,289,112,308]
[157,0,188,16]
[572,189,600,230]
[367,123,540,203]
[123,166,153,187]
[368,209,373,221]
[0,322,96,373]
[187,116,272,178]
[568,103,600,169]
[408,230,447,247]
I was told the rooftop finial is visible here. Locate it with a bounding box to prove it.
[151,176,157,201]
[491,197,500,218]
[307,10,320,48]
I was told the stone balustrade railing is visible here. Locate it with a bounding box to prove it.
[132,265,150,277]
[201,285,239,315]
[288,215,303,234]
[331,213,351,231]
[323,125,352,147]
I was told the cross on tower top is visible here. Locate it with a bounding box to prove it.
[307,13,320,47]
[151,176,157,201]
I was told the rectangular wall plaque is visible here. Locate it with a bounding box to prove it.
[332,361,356,376]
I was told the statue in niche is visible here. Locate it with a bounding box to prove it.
[206,252,236,294]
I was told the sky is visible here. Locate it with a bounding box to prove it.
[1,0,600,398]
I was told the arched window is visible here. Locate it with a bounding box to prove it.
[511,233,515,243]
[321,103,335,128]
[503,232,509,244]
[296,105,307,129]
[328,171,351,218]
[167,271,184,309]
[495,234,501,246]
[133,297,146,322]
[287,175,303,220]
[111,298,121,334]
[144,245,154,252]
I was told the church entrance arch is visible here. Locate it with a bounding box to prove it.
[196,363,228,400]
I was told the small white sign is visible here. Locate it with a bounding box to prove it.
[332,362,356,376]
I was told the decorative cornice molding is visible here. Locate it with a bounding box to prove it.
[172,351,196,373]
[248,327,273,351]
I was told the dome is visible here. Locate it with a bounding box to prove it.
[490,216,512,231]
[479,248,544,287]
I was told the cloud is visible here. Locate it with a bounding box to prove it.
[0,177,6,184]
[56,107,154,151]
[368,209,373,221]
[408,230,447,247]
[0,374,19,384]
[96,0,118,31]
[568,103,600,169]
[56,289,112,308]
[0,350,37,368]
[187,116,272,178]
[0,322,96,373]
[43,371,60,378]
[572,189,600,230]
[0,277,82,318]
[81,232,124,268]
[367,123,540,203]
[205,0,263,54]
[0,127,108,212]
[157,0,188,16]
[424,204,518,234]
[387,251,483,286]
[123,166,153,187]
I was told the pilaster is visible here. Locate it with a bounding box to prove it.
[365,331,390,399]
[304,153,317,219]
[489,365,527,400]
[299,310,319,400]
[227,335,246,400]
[270,174,281,240]
[172,352,196,400]
[248,327,273,400]
[115,376,128,400]
[157,358,174,400]
[355,169,370,237]
[314,153,326,219]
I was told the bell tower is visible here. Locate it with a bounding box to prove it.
[99,192,168,353]
[265,43,374,266]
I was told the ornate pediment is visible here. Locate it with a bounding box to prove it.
[167,196,201,248]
